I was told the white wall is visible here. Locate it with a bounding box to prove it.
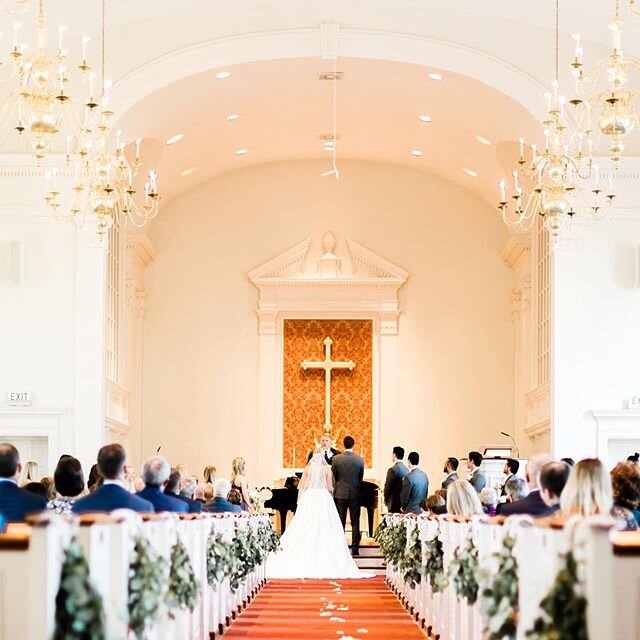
[143,159,515,485]
[552,216,640,462]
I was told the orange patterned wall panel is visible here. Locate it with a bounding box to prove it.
[283,319,373,467]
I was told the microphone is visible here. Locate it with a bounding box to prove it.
[156,446,161,453]
[500,431,520,458]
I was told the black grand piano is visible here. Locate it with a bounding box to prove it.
[265,476,379,534]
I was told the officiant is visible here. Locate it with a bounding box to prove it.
[307,434,340,465]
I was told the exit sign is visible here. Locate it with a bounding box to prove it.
[6,391,31,406]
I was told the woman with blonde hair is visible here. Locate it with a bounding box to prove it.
[203,465,217,485]
[231,457,251,512]
[446,479,484,517]
[560,458,613,518]
[19,460,39,486]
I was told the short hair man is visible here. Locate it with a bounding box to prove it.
[0,443,47,522]
[73,444,154,514]
[504,477,529,502]
[383,446,409,513]
[539,461,571,510]
[501,458,520,497]
[400,452,429,515]
[442,457,459,492]
[497,452,555,517]
[467,451,486,493]
[205,478,241,513]
[136,456,188,513]
[173,474,203,513]
[308,433,340,465]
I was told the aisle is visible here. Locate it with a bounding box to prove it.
[224,576,425,639]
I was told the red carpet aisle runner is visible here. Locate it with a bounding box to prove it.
[224,576,426,639]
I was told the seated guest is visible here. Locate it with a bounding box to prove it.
[175,474,203,513]
[560,458,614,521]
[561,457,575,467]
[163,469,182,496]
[384,446,409,513]
[205,478,241,513]
[501,459,519,497]
[136,457,188,513]
[401,451,429,515]
[22,482,49,498]
[497,453,554,517]
[227,488,242,507]
[467,451,486,492]
[611,461,640,529]
[133,476,145,493]
[441,457,459,492]
[504,477,529,503]
[87,464,103,493]
[40,476,56,500]
[48,456,85,515]
[19,460,39,486]
[627,453,640,465]
[73,444,154,514]
[446,479,484,516]
[0,443,47,522]
[539,461,570,515]
[423,494,446,515]
[480,487,498,516]
[204,483,214,502]
[195,482,207,503]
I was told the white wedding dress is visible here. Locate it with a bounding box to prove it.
[266,453,374,579]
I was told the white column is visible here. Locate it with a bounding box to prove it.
[74,221,108,472]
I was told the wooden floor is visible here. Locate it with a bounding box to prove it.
[224,576,426,639]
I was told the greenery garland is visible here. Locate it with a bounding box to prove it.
[166,539,200,614]
[479,535,519,640]
[229,524,261,591]
[400,525,425,589]
[257,520,281,557]
[448,532,480,605]
[206,530,237,589]
[376,521,407,568]
[53,537,106,640]
[424,530,448,594]
[128,535,168,640]
[525,550,588,640]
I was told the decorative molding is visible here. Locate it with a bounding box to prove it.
[247,238,311,281]
[525,382,550,440]
[127,233,158,267]
[501,234,531,269]
[346,238,409,280]
[523,418,551,439]
[591,410,640,460]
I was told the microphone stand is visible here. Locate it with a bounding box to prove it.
[500,431,520,458]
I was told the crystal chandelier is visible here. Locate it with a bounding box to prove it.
[498,0,614,236]
[43,0,160,235]
[570,0,639,165]
[0,0,98,159]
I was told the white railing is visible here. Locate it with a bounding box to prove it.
[384,513,640,640]
[0,512,271,640]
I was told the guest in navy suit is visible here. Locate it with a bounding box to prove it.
[136,457,188,513]
[205,478,241,513]
[73,444,154,514]
[174,474,203,514]
[497,453,554,517]
[0,443,47,523]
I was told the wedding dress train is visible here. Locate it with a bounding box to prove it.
[266,454,374,579]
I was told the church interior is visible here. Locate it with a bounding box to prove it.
[1,0,640,638]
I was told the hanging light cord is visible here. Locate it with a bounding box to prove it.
[555,0,559,82]
[101,0,106,97]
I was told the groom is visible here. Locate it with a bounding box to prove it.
[332,435,365,556]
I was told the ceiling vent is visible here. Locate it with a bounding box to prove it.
[318,71,343,81]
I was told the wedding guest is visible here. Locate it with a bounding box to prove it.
[504,477,529,503]
[73,444,154,514]
[441,457,459,492]
[611,461,640,530]
[400,451,429,515]
[227,488,242,506]
[561,457,575,467]
[308,434,340,465]
[204,483,214,502]
[446,479,484,516]
[627,453,639,465]
[467,451,486,492]
[40,476,56,500]
[423,494,446,515]
[203,465,217,485]
[501,459,519,497]
[137,457,188,513]
[497,453,553,517]
[176,474,203,513]
[163,469,181,496]
[87,464,102,493]
[560,458,614,521]
[231,457,251,512]
[205,478,241,513]
[133,476,145,492]
[480,487,498,516]
[19,460,39,486]
[195,482,207,503]
[22,482,48,498]
[383,446,409,513]
[539,461,570,514]
[48,456,85,515]
[0,443,47,522]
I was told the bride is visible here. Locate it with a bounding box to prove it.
[266,451,374,579]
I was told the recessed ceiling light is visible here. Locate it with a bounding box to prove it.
[411,149,423,157]
[226,113,239,121]
[181,167,196,176]
[463,167,478,177]
[235,148,248,156]
[475,135,492,146]
[165,133,184,145]
[428,72,443,81]
[418,115,432,123]
[216,71,231,79]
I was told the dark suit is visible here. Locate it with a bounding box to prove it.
[136,486,188,513]
[0,480,47,523]
[205,497,241,513]
[441,472,458,492]
[308,448,340,465]
[174,494,203,513]
[73,483,154,514]
[469,469,486,493]
[332,450,365,553]
[401,468,429,515]
[497,489,559,517]
[383,461,409,513]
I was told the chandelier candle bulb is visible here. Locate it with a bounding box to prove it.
[57,25,66,54]
[499,180,506,202]
[12,22,20,49]
[519,137,525,160]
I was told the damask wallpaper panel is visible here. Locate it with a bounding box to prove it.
[283,319,373,467]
